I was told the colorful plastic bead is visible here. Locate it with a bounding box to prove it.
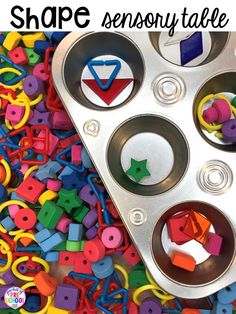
[167,212,192,244]
[16,176,46,204]
[37,200,63,229]
[14,207,37,229]
[68,223,83,241]
[203,232,223,256]
[101,226,124,249]
[55,284,80,311]
[74,252,92,274]
[1,216,16,231]
[203,99,231,124]
[222,119,236,142]
[56,216,72,233]
[5,103,25,123]
[8,46,28,65]
[122,243,141,266]
[23,75,44,97]
[3,32,22,50]
[217,283,236,304]
[171,250,196,272]
[91,255,114,279]
[40,232,66,252]
[140,297,162,314]
[34,271,58,296]
[84,238,106,262]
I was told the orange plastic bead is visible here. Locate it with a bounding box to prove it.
[171,250,196,272]
[183,210,211,245]
[34,271,59,296]
[19,229,36,246]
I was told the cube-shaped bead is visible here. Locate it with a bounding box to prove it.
[37,200,63,229]
[16,176,45,204]
[55,284,80,311]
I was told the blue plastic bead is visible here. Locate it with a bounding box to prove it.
[24,295,41,312]
[0,34,5,45]
[81,147,93,169]
[1,216,16,231]
[51,32,69,43]
[92,255,114,279]
[45,251,59,262]
[35,228,55,243]
[61,171,87,190]
[44,32,54,40]
[35,222,44,231]
[0,183,8,202]
[34,40,52,55]
[217,282,236,305]
[10,191,25,202]
[36,160,62,181]
[212,301,232,314]
[180,32,203,66]
[58,166,74,180]
[68,223,83,241]
[40,232,66,252]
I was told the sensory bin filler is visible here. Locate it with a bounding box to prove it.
[0,31,235,314]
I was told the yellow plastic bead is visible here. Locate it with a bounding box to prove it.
[38,190,58,206]
[22,32,46,48]
[47,304,72,314]
[0,46,6,58]
[3,32,22,51]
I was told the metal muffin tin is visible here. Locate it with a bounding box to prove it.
[52,32,236,299]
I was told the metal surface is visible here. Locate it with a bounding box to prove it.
[52,31,236,299]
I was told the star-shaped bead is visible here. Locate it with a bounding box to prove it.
[126,158,151,183]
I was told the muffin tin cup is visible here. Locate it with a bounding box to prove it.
[152,201,235,286]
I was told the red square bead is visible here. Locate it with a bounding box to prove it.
[59,251,76,266]
[8,46,28,65]
[74,252,92,274]
[16,176,45,204]
[122,244,141,266]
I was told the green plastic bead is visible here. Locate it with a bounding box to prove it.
[79,240,86,251]
[66,240,81,252]
[37,200,63,229]
[53,241,67,251]
[73,205,89,223]
[126,158,151,183]
[24,48,41,66]
[57,189,83,214]
[231,96,236,108]
[128,269,149,288]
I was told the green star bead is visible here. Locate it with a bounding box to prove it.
[57,189,83,214]
[126,158,151,183]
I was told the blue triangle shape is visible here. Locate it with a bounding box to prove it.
[87,59,121,90]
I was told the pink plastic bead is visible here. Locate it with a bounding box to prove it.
[204,232,223,256]
[38,130,59,155]
[8,205,20,219]
[19,164,29,175]
[212,99,231,123]
[5,104,25,123]
[203,99,231,124]
[203,107,218,124]
[33,63,50,81]
[47,179,62,192]
[101,226,124,249]
[52,112,74,130]
[71,145,82,165]
[56,216,72,233]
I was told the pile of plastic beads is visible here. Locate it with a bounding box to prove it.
[0,31,235,314]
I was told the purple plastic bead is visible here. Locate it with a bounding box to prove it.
[85,225,98,239]
[82,209,98,229]
[79,184,97,207]
[54,284,80,311]
[28,110,52,128]
[23,75,44,97]
[140,297,162,314]
[222,119,236,142]
[35,100,47,113]
[0,285,11,308]
[2,269,17,284]
[17,262,28,274]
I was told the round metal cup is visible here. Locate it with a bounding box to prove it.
[152,201,235,286]
[149,32,229,67]
[63,32,144,110]
[107,115,189,196]
[193,71,236,151]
